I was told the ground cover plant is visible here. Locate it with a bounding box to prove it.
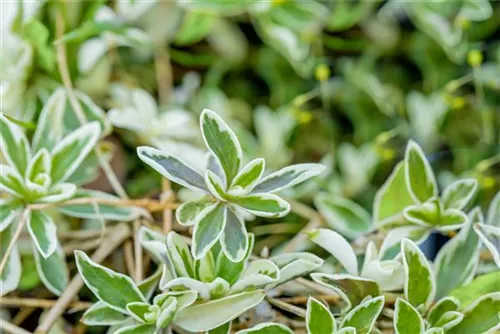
[0,0,499,333]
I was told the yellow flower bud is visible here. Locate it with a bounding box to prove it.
[315,64,331,82]
[467,50,483,68]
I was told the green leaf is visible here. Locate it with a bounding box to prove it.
[341,296,385,334]
[308,228,358,276]
[138,267,162,300]
[58,189,144,221]
[54,20,126,45]
[252,163,325,194]
[447,292,500,334]
[137,146,208,192]
[192,203,227,259]
[176,198,213,226]
[201,109,242,183]
[206,170,228,201]
[487,191,500,227]
[166,231,195,278]
[434,217,481,299]
[315,194,372,239]
[195,250,216,282]
[433,311,463,330]
[338,328,356,334]
[230,158,265,194]
[311,273,380,313]
[40,183,76,203]
[126,302,151,323]
[236,322,292,334]
[28,210,57,258]
[81,301,128,326]
[427,297,460,326]
[0,166,25,198]
[473,223,500,267]
[404,140,437,203]
[75,250,146,312]
[174,11,215,45]
[230,259,279,293]
[22,19,55,73]
[50,122,101,183]
[114,324,157,334]
[401,238,435,310]
[441,179,477,210]
[216,234,254,285]
[25,148,51,190]
[458,0,493,21]
[450,272,500,308]
[0,113,31,174]
[0,199,22,232]
[34,243,68,295]
[208,321,232,334]
[157,297,177,328]
[379,225,431,259]
[394,298,425,334]
[220,208,248,262]
[404,199,467,231]
[175,290,265,332]
[0,223,21,296]
[138,226,166,264]
[306,297,336,334]
[233,193,290,218]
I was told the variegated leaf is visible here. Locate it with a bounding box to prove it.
[50,122,101,183]
[487,191,500,227]
[230,259,279,293]
[137,146,208,192]
[442,179,477,210]
[195,249,216,283]
[138,226,167,264]
[379,225,430,258]
[252,163,325,194]
[394,298,424,334]
[447,292,500,334]
[200,109,242,184]
[216,234,254,285]
[268,252,323,288]
[175,198,213,226]
[161,277,210,301]
[81,301,128,326]
[205,170,228,201]
[0,113,31,174]
[404,198,467,231]
[0,199,22,232]
[341,296,385,334]
[157,297,177,328]
[0,164,26,198]
[236,322,292,334]
[309,228,358,276]
[28,210,58,258]
[404,140,437,203]
[232,193,290,218]
[474,223,500,267]
[193,203,227,259]
[34,243,68,295]
[220,207,248,263]
[401,238,435,310]
[230,158,265,194]
[114,324,156,334]
[306,297,336,334]
[427,297,460,326]
[0,223,21,296]
[167,231,195,278]
[24,148,52,196]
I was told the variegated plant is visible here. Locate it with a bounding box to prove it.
[138,109,325,262]
[0,101,141,296]
[239,294,385,334]
[76,226,323,333]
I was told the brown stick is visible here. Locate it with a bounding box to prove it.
[0,320,33,334]
[0,209,30,276]
[28,197,179,212]
[35,224,131,333]
[0,297,92,311]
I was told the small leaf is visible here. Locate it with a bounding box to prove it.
[81,301,128,326]
[230,158,265,194]
[308,228,358,276]
[0,113,31,174]
[487,191,500,227]
[427,297,460,326]
[138,268,162,301]
[126,302,151,323]
[22,19,56,73]
[404,140,437,203]
[394,298,425,334]
[195,249,216,282]
[232,193,290,218]
[216,234,254,285]
[201,109,242,183]
[175,290,266,332]
[306,297,336,334]
[311,273,380,313]
[473,223,500,267]
[75,250,146,312]
[404,199,467,231]
[157,297,177,328]
[447,292,500,334]
[434,217,481,299]
[24,148,52,195]
[193,203,227,259]
[161,277,210,301]
[315,194,372,239]
[0,199,22,232]
[341,296,385,334]
[209,321,232,334]
[153,290,197,310]
[167,231,195,278]
[205,170,228,201]
[236,322,293,334]
[138,226,167,264]
[28,210,58,258]
[373,162,415,227]
[0,165,26,198]
[0,223,21,296]
[220,208,248,263]
[137,146,208,192]
[34,243,68,295]
[379,225,430,258]
[252,163,325,194]
[176,198,213,226]
[401,238,435,310]
[230,259,279,294]
[39,183,77,203]
[50,122,101,183]
[433,311,463,330]
[442,179,477,210]
[54,20,126,45]
[114,324,156,334]
[268,252,323,288]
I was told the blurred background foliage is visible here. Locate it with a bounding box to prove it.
[1,0,499,282]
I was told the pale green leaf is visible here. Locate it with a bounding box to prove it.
[487,191,500,227]
[404,199,467,231]
[34,243,68,295]
[161,277,210,301]
[404,140,437,203]
[0,223,21,296]
[268,252,323,288]
[39,183,77,203]
[379,225,430,258]
[0,113,31,174]
[167,231,195,278]
[230,259,279,294]
[175,290,266,332]
[306,297,336,334]
[401,238,435,310]
[433,311,463,330]
[230,158,265,194]
[216,234,254,285]
[220,208,248,262]
[137,226,167,264]
[32,89,67,152]
[193,203,227,259]
[75,250,146,312]
[0,199,22,232]
[394,298,424,334]
[205,170,228,201]
[236,322,292,334]
[114,324,156,334]
[201,109,242,183]
[195,250,216,282]
[442,179,477,210]
[24,148,52,196]
[341,296,385,334]
[126,302,151,323]
[175,198,213,226]
[137,146,208,192]
[81,301,128,326]
[447,292,500,334]
[252,163,325,194]
[473,223,500,267]
[315,194,372,239]
[0,164,26,198]
[157,297,177,328]
[450,272,500,308]
[427,297,460,326]
[208,321,232,334]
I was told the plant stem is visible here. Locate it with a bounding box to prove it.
[0,320,33,334]
[0,297,92,311]
[55,10,128,199]
[28,197,180,212]
[267,297,306,318]
[0,209,30,276]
